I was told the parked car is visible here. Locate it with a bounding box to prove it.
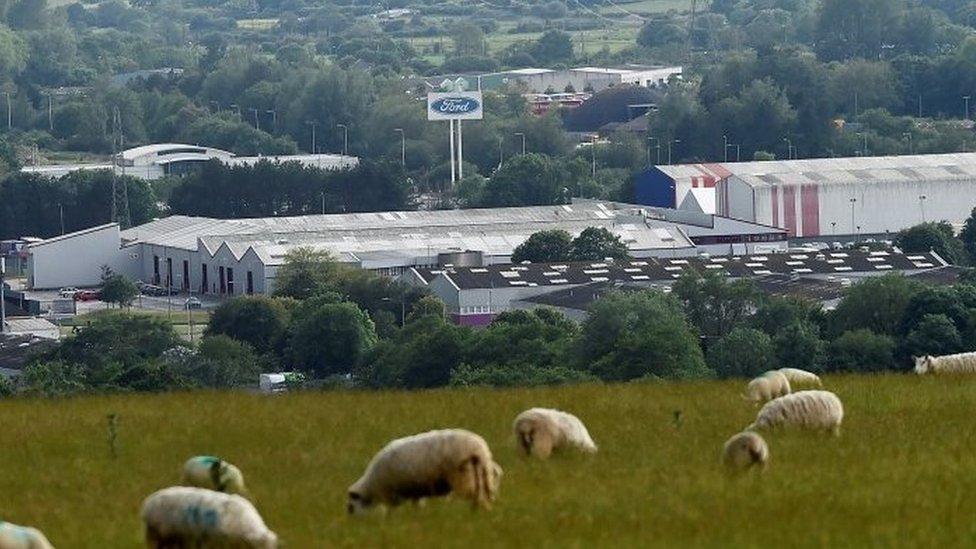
[184,297,202,310]
[74,290,101,301]
[58,287,79,298]
[140,284,167,296]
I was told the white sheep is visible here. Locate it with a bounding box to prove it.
[513,408,597,459]
[747,390,844,435]
[777,367,823,388]
[721,431,769,474]
[914,352,976,375]
[141,486,277,549]
[347,429,503,514]
[181,456,249,497]
[0,521,54,549]
[743,371,791,405]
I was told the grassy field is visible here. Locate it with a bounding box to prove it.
[595,0,693,15]
[3,374,976,547]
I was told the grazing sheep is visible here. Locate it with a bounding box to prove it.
[743,371,791,405]
[747,390,844,435]
[0,521,54,549]
[347,429,503,514]
[181,456,248,497]
[777,368,823,389]
[721,431,769,474]
[513,408,597,459]
[141,486,277,549]
[914,352,976,375]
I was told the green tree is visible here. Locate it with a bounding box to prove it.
[894,222,964,264]
[829,329,896,373]
[672,270,760,340]
[902,314,963,359]
[480,153,564,207]
[19,360,87,396]
[958,207,976,261]
[206,296,289,354]
[531,30,573,65]
[452,22,485,56]
[273,247,340,300]
[637,19,687,48]
[577,291,709,381]
[828,275,920,336]
[816,0,901,60]
[187,335,262,388]
[356,313,468,389]
[751,296,825,337]
[0,25,27,78]
[287,301,377,377]
[569,227,630,262]
[707,327,774,378]
[511,230,573,263]
[406,295,447,323]
[99,274,138,308]
[773,322,825,372]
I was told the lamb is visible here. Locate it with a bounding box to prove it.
[347,429,503,514]
[747,390,844,435]
[141,486,277,549]
[513,408,597,459]
[181,456,249,497]
[720,431,769,474]
[777,368,823,389]
[914,352,976,375]
[743,371,791,405]
[0,521,54,549]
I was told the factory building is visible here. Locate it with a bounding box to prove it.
[21,143,358,180]
[25,201,786,292]
[633,153,976,237]
[405,250,947,326]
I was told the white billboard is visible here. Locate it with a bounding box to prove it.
[427,91,484,121]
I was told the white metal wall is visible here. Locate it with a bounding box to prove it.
[27,225,140,289]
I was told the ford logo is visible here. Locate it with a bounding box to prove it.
[431,97,481,114]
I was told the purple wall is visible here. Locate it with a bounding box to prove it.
[452,313,495,327]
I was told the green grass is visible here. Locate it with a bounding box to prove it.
[595,0,693,15]
[3,374,976,547]
[236,19,280,30]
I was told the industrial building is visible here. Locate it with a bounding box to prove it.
[405,250,947,326]
[633,153,976,237]
[423,65,682,94]
[21,143,358,180]
[25,201,786,293]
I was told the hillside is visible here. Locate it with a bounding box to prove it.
[2,375,976,546]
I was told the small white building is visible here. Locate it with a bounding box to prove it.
[21,143,358,180]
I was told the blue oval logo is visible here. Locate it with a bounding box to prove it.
[431,97,481,115]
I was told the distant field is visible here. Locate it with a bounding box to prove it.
[596,0,693,15]
[3,374,976,546]
[236,19,279,30]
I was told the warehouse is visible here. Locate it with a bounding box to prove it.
[635,153,976,237]
[405,250,946,326]
[25,201,786,292]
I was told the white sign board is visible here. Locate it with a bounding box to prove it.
[427,91,484,121]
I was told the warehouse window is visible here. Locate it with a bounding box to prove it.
[227,267,235,295]
[182,261,189,291]
[219,266,225,294]
[246,271,254,295]
[166,258,173,288]
[201,264,208,294]
[153,255,160,285]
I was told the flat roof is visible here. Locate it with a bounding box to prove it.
[415,250,945,290]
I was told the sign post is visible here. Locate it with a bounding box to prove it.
[428,90,483,184]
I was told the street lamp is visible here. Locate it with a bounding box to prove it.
[723,134,728,162]
[336,123,349,156]
[965,95,971,120]
[903,132,913,155]
[667,138,681,165]
[783,137,794,160]
[830,221,837,235]
[919,194,927,222]
[249,108,260,131]
[394,128,405,167]
[305,120,317,154]
[266,110,277,134]
[647,136,660,165]
[849,197,857,234]
[514,132,526,155]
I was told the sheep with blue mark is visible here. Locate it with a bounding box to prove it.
[141,486,277,548]
[181,456,249,497]
[0,521,54,549]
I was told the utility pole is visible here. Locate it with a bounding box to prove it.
[250,108,260,131]
[515,132,526,155]
[667,139,680,165]
[903,132,913,155]
[919,195,927,222]
[110,107,130,228]
[48,93,53,131]
[5,92,11,130]
[1,257,6,334]
[723,134,728,162]
[306,120,317,154]
[849,197,857,234]
[965,95,971,120]
[394,128,405,167]
[337,123,348,156]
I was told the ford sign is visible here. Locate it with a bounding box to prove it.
[427,91,484,121]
